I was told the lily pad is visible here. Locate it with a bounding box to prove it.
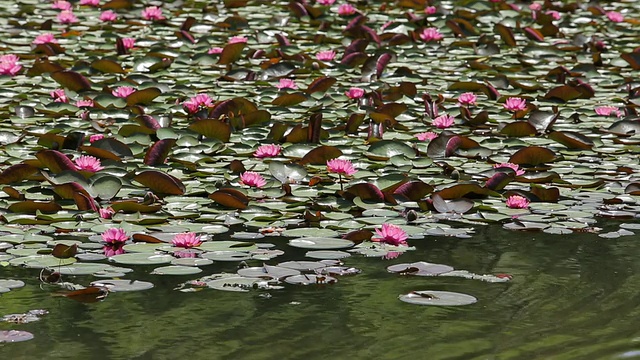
[0,330,34,343]
[387,262,454,276]
[284,274,338,285]
[91,279,154,292]
[108,253,174,265]
[305,250,351,260]
[288,237,355,250]
[237,265,301,279]
[151,266,203,276]
[399,290,478,306]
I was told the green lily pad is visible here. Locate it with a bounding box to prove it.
[90,279,154,292]
[399,291,478,306]
[305,250,351,260]
[108,253,174,265]
[151,266,203,276]
[288,237,354,250]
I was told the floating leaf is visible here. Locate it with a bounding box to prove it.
[387,262,454,276]
[134,170,185,195]
[544,85,583,102]
[144,139,175,166]
[91,279,154,292]
[494,23,516,46]
[269,161,307,184]
[0,330,35,343]
[367,140,416,160]
[508,146,556,165]
[431,194,474,214]
[218,42,245,65]
[299,145,342,165]
[436,183,497,199]
[126,87,161,106]
[528,111,559,133]
[8,201,61,214]
[344,183,384,202]
[91,175,122,200]
[51,70,91,92]
[548,131,593,150]
[271,92,307,107]
[284,274,337,285]
[188,119,231,142]
[426,134,462,158]
[0,164,38,184]
[209,188,249,209]
[399,290,477,306]
[51,243,78,259]
[288,237,354,250]
[305,76,337,94]
[91,138,133,158]
[91,59,125,74]
[392,181,433,201]
[36,150,77,173]
[499,121,537,137]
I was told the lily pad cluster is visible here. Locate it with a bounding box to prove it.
[0,0,639,343]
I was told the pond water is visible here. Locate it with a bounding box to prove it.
[2,222,640,360]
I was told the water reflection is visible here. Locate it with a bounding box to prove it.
[1,225,640,359]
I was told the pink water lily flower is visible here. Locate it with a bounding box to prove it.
[100,10,118,22]
[503,97,527,111]
[493,162,525,176]
[57,10,78,24]
[383,251,402,260]
[208,47,223,54]
[51,89,68,103]
[419,27,443,42]
[103,244,125,257]
[327,158,357,176]
[317,0,335,5]
[529,3,542,11]
[372,223,408,246]
[142,6,165,21]
[254,144,281,158]
[345,87,365,100]
[183,93,213,114]
[276,78,297,90]
[228,36,248,44]
[595,105,622,117]
[240,171,267,188]
[506,195,530,209]
[76,99,94,108]
[0,55,21,76]
[545,10,560,20]
[33,33,57,45]
[458,92,477,106]
[99,207,115,219]
[172,232,203,248]
[75,155,104,172]
[607,11,624,23]
[433,114,455,129]
[316,50,336,61]
[121,38,135,50]
[415,131,438,141]
[337,4,356,16]
[80,0,100,6]
[112,86,135,98]
[424,6,437,15]
[89,134,104,143]
[101,228,128,244]
[52,0,72,10]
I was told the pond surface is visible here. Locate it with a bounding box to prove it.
[2,222,640,360]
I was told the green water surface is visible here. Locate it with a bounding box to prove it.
[2,224,640,360]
